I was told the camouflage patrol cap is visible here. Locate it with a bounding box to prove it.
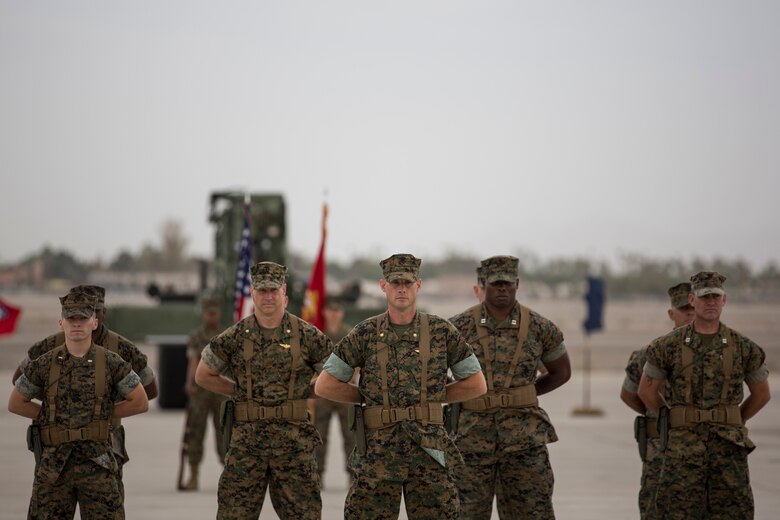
[690,271,727,297]
[380,253,421,282]
[70,284,106,309]
[480,255,519,284]
[201,295,220,312]
[60,292,98,318]
[250,261,287,289]
[667,282,692,308]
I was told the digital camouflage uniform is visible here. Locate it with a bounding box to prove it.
[185,323,227,466]
[18,286,155,499]
[200,261,332,520]
[448,255,567,520]
[314,322,354,480]
[643,272,769,519]
[622,282,690,520]
[450,310,564,518]
[14,292,142,519]
[322,254,483,520]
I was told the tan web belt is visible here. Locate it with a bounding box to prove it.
[40,420,110,446]
[669,405,742,429]
[363,402,444,429]
[461,384,538,412]
[233,399,309,422]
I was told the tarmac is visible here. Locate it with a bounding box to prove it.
[2,369,779,520]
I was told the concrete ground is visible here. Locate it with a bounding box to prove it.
[2,369,779,520]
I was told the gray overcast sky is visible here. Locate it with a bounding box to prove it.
[1,1,779,269]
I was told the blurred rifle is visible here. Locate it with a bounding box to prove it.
[176,401,192,491]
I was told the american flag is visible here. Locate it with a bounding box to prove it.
[233,196,253,323]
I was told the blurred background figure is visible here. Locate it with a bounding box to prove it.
[180,296,227,491]
[314,297,355,486]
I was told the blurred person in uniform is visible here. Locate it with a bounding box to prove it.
[315,253,487,520]
[8,292,149,518]
[639,272,771,519]
[314,297,355,485]
[620,282,694,519]
[195,261,332,519]
[180,296,228,491]
[448,255,571,519]
[12,284,157,499]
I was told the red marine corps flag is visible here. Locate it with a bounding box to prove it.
[0,297,22,336]
[301,203,327,331]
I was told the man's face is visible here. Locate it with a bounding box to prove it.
[323,305,344,329]
[484,280,518,310]
[251,285,286,317]
[668,305,695,328]
[59,314,98,342]
[203,308,221,328]
[380,278,421,313]
[690,292,726,323]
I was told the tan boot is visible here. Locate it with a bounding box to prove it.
[182,463,199,491]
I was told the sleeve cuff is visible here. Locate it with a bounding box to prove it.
[14,374,41,400]
[643,361,666,381]
[622,375,639,393]
[117,371,141,397]
[745,363,769,385]
[137,365,155,386]
[451,353,482,381]
[201,345,228,375]
[322,353,355,382]
[541,342,567,364]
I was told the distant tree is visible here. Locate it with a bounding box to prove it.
[110,250,136,272]
[159,218,189,271]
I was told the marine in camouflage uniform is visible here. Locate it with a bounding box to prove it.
[448,256,571,520]
[195,261,332,520]
[314,298,354,483]
[315,254,487,520]
[8,292,149,519]
[181,296,228,490]
[12,285,157,500]
[620,282,694,519]
[638,272,771,519]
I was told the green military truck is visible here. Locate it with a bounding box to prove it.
[108,191,291,408]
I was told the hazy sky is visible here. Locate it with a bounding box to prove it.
[2,1,779,270]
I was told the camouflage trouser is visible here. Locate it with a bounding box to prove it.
[217,440,321,519]
[455,444,555,520]
[639,439,663,520]
[28,455,123,519]
[187,385,227,465]
[654,432,753,519]
[345,452,459,520]
[314,398,353,477]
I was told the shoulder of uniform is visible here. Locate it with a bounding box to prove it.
[289,314,321,335]
[448,309,473,325]
[108,330,135,346]
[421,312,449,327]
[30,348,58,368]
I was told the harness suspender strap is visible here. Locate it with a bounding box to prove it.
[42,345,111,445]
[419,313,430,425]
[107,332,120,355]
[503,304,531,390]
[243,338,254,401]
[470,304,494,392]
[682,332,694,404]
[288,317,301,401]
[720,331,735,403]
[367,312,442,428]
[93,347,106,419]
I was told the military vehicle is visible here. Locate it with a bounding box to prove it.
[108,191,372,408]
